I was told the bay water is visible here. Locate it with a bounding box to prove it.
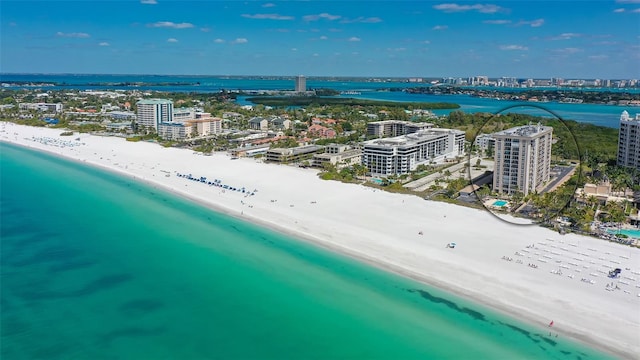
[1,73,637,129]
[1,142,615,359]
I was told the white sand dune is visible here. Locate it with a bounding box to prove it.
[2,122,639,358]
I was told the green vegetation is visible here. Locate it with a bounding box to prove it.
[269,138,300,149]
[246,96,460,109]
[440,111,619,162]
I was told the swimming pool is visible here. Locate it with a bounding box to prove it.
[492,200,508,207]
[607,228,640,239]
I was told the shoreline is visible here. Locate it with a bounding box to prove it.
[1,123,638,359]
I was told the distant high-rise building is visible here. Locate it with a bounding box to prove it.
[492,124,553,195]
[295,75,306,92]
[617,110,640,170]
[136,99,173,131]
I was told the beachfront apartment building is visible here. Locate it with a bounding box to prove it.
[136,99,173,131]
[18,102,63,112]
[158,122,194,141]
[362,128,465,176]
[266,145,325,163]
[157,117,222,141]
[367,120,433,138]
[617,110,640,170]
[492,124,553,196]
[312,144,362,169]
[142,104,222,141]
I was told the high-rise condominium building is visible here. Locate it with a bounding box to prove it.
[136,99,173,131]
[617,110,640,170]
[295,75,306,92]
[362,128,465,176]
[492,124,553,195]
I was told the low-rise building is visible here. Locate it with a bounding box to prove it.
[108,111,136,121]
[474,133,495,154]
[228,144,271,158]
[307,124,337,139]
[266,145,325,163]
[312,144,362,169]
[19,102,63,112]
[270,116,291,130]
[158,122,194,141]
[575,182,629,205]
[248,117,269,131]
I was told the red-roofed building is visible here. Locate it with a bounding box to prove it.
[307,124,337,139]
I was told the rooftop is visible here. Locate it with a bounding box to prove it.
[493,123,552,138]
[365,128,464,147]
[137,98,173,105]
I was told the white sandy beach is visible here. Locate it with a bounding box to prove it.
[2,122,639,358]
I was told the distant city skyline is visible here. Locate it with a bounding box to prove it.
[1,1,639,79]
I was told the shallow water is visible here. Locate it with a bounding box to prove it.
[0,142,615,359]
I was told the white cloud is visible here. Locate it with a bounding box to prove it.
[262,3,275,7]
[242,13,294,20]
[140,0,157,4]
[421,40,431,44]
[616,0,640,3]
[340,17,383,23]
[200,27,211,32]
[313,53,319,57]
[549,32,581,40]
[432,25,448,30]
[500,44,528,50]
[291,48,297,51]
[56,31,90,38]
[303,13,341,21]
[214,38,225,43]
[348,37,361,42]
[99,42,110,46]
[387,47,406,52]
[633,8,640,12]
[433,3,505,13]
[319,35,328,40]
[614,8,626,12]
[231,38,248,44]
[167,38,178,43]
[588,55,609,60]
[148,21,194,29]
[553,47,582,54]
[483,19,511,24]
[517,18,544,27]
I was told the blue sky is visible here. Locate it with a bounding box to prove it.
[1,0,639,78]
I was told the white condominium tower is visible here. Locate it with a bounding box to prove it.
[362,128,465,176]
[617,110,640,170]
[136,99,174,131]
[492,123,553,195]
[295,75,306,92]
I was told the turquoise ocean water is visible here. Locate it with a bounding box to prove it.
[0,142,616,359]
